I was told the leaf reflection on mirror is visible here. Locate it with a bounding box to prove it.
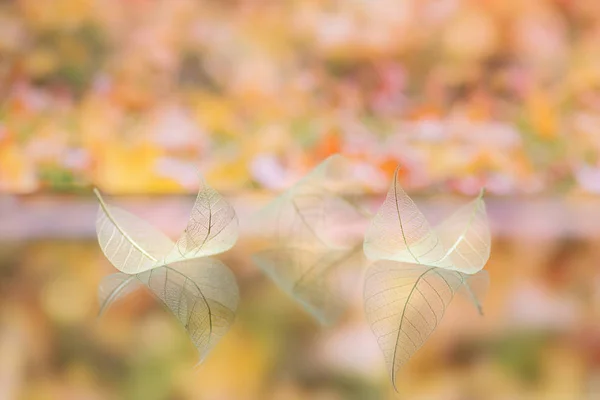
[250,154,369,325]
[93,178,239,363]
[363,165,491,390]
[98,258,239,362]
[253,244,364,325]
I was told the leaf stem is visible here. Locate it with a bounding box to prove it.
[463,281,484,316]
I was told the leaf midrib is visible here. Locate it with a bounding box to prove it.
[438,189,485,262]
[392,169,421,264]
[390,267,436,390]
[94,189,158,264]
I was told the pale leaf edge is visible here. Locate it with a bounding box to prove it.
[94,188,159,264]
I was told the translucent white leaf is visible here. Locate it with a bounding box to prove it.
[99,258,238,362]
[138,258,238,361]
[364,260,465,390]
[253,244,364,325]
[250,155,369,324]
[95,189,175,274]
[432,190,491,274]
[97,273,142,316]
[363,167,449,266]
[167,258,239,357]
[251,154,369,250]
[173,179,238,259]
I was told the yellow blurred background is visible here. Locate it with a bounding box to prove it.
[2,0,600,399]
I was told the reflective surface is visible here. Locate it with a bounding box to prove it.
[1,196,600,399]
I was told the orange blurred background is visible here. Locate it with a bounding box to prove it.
[2,0,600,399]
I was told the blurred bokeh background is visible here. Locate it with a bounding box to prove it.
[2,0,600,398]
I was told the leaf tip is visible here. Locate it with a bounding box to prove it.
[391,373,400,393]
[325,153,343,162]
[93,188,109,210]
[476,301,484,316]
